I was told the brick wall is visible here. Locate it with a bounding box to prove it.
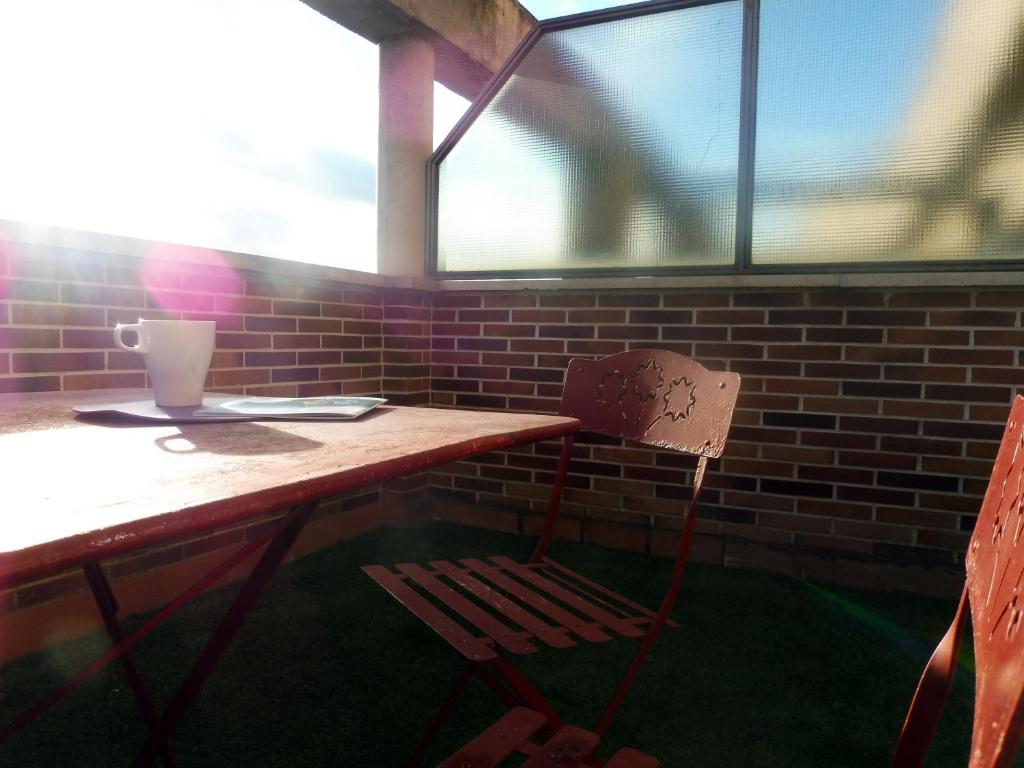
[0,234,418,660]
[428,287,1024,595]
[2,222,1021,657]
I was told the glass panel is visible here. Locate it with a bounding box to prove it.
[0,0,379,272]
[436,2,743,274]
[753,0,1024,265]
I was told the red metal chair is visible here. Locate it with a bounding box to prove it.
[441,396,1024,768]
[363,350,740,766]
[892,393,1024,768]
[438,708,658,768]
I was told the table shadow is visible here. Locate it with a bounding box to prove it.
[153,421,323,456]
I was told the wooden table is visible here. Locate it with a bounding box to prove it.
[0,389,579,766]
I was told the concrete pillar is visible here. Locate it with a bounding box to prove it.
[377,34,435,277]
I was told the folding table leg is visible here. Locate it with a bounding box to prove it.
[132,500,318,768]
[82,562,180,768]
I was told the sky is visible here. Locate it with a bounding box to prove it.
[0,0,620,274]
[0,0,951,273]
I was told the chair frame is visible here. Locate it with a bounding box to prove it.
[893,394,1024,768]
[365,350,741,766]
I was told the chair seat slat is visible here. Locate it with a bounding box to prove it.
[461,558,612,644]
[396,563,537,656]
[430,560,576,650]
[542,557,680,630]
[437,707,546,768]
[491,557,645,638]
[522,725,600,768]
[361,565,497,661]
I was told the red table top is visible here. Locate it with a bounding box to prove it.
[0,389,579,587]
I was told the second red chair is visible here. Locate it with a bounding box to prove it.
[363,349,741,765]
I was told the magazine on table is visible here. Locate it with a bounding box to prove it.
[195,396,387,420]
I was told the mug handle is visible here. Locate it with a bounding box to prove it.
[114,323,146,353]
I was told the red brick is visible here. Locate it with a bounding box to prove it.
[0,327,61,349]
[883,364,965,383]
[837,450,915,470]
[217,332,271,349]
[803,396,878,414]
[538,294,595,308]
[273,299,320,316]
[767,344,840,361]
[58,283,139,307]
[929,310,1016,327]
[298,350,342,365]
[245,278,297,299]
[661,326,728,341]
[663,293,729,308]
[484,323,535,337]
[13,351,103,372]
[511,339,564,353]
[433,293,482,308]
[0,278,58,302]
[808,291,884,307]
[696,309,763,324]
[805,327,883,343]
[245,351,295,366]
[145,291,215,311]
[887,291,970,308]
[887,328,970,345]
[881,400,963,419]
[764,378,838,395]
[976,291,1024,307]
[12,256,104,282]
[11,303,106,326]
[804,362,881,379]
[0,375,60,393]
[972,367,1024,385]
[844,346,924,363]
[483,294,535,308]
[62,329,117,348]
[214,369,271,386]
[847,309,926,326]
[588,293,655,308]
[64,372,146,390]
[734,292,804,307]
[925,384,1011,403]
[731,326,801,342]
[930,347,1014,365]
[322,302,362,319]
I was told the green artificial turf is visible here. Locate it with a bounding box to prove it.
[0,523,974,766]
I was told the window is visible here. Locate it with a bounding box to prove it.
[433,0,1024,276]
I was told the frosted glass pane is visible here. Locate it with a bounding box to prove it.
[753,0,1024,265]
[436,2,743,274]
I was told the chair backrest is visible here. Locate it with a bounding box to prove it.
[558,349,740,458]
[964,394,1024,767]
[894,395,1024,768]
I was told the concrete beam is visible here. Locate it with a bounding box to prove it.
[300,0,536,99]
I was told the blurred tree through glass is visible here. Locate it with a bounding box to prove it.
[434,0,1024,275]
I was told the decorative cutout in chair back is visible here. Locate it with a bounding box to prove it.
[967,395,1024,768]
[558,350,740,457]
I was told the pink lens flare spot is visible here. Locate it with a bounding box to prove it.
[141,244,243,313]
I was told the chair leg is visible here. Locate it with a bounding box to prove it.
[404,665,474,768]
[491,653,565,732]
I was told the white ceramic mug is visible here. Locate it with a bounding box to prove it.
[114,320,216,407]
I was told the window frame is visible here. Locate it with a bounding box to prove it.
[428,0,1024,278]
